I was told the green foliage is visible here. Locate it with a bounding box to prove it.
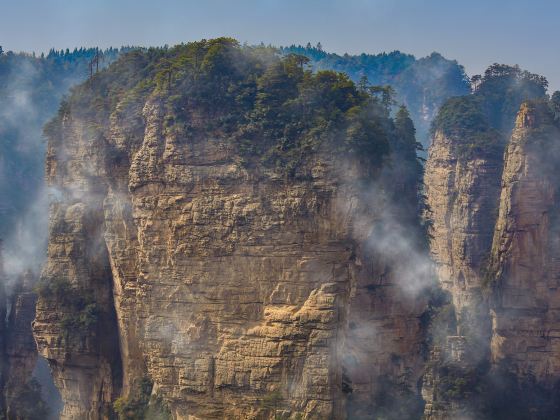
[114,378,152,419]
[431,358,560,420]
[36,277,100,339]
[437,364,481,400]
[60,302,99,331]
[550,91,560,122]
[35,276,72,298]
[390,106,426,224]
[433,63,548,161]
[0,47,127,238]
[259,390,284,419]
[237,60,392,176]
[419,287,457,352]
[474,63,548,131]
[281,45,471,143]
[114,377,171,420]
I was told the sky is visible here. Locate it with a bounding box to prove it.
[1,0,559,90]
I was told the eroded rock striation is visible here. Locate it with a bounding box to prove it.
[423,64,560,417]
[33,40,429,419]
[424,129,502,331]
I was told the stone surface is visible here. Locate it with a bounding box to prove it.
[422,129,504,419]
[489,102,560,382]
[34,94,427,419]
[424,130,502,326]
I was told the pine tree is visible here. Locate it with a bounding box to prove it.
[358,74,369,92]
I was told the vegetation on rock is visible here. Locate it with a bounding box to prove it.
[0,47,126,237]
[46,38,423,182]
[35,277,99,340]
[281,44,471,143]
[5,379,50,420]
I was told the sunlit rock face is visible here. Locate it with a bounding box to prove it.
[34,85,427,419]
[423,129,503,419]
[423,99,560,418]
[424,129,502,327]
[489,102,560,382]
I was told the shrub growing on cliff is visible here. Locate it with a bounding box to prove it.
[35,276,73,299]
[60,301,99,331]
[258,390,284,419]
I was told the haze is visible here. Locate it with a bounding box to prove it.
[1,0,559,90]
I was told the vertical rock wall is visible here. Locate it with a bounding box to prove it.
[33,94,428,419]
[489,102,560,383]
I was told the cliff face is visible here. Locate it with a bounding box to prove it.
[33,132,123,420]
[422,130,503,419]
[424,130,502,323]
[4,271,39,417]
[489,102,560,383]
[423,96,560,417]
[36,100,426,419]
[34,42,429,418]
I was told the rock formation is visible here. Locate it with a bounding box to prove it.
[35,100,426,419]
[423,74,560,416]
[424,128,502,331]
[30,42,560,420]
[33,40,429,420]
[4,271,40,418]
[0,253,50,419]
[489,101,560,384]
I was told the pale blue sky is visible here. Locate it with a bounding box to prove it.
[1,0,559,89]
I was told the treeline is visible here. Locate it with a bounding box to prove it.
[281,44,471,143]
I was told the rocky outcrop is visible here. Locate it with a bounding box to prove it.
[33,84,429,419]
[423,97,560,417]
[424,129,503,338]
[421,339,479,420]
[32,181,123,419]
[489,101,560,383]
[4,271,39,417]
